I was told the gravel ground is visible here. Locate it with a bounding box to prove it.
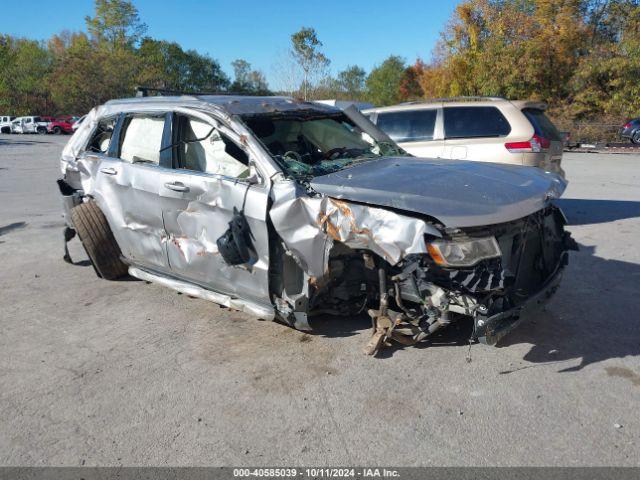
[0,134,639,466]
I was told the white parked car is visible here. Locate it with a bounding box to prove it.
[364,97,565,178]
[1,115,16,133]
[11,116,49,134]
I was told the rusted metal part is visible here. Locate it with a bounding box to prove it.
[363,310,392,355]
[364,308,418,355]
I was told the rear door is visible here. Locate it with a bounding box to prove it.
[159,111,272,308]
[375,108,444,158]
[443,106,512,162]
[89,111,173,272]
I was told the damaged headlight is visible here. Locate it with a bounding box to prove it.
[427,236,501,267]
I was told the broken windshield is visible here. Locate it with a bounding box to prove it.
[241,111,409,179]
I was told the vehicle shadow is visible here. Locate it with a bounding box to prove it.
[556,198,640,225]
[0,137,55,146]
[495,243,640,372]
[0,221,27,236]
[310,312,371,338]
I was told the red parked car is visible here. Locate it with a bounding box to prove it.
[47,116,78,135]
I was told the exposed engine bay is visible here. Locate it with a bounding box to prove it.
[307,205,577,355]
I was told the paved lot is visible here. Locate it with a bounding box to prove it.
[1,134,639,466]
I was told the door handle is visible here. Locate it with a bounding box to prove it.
[164,182,190,192]
[100,167,118,175]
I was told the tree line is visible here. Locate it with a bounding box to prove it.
[1,0,638,130]
[0,0,266,116]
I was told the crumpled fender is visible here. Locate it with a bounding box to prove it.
[60,107,103,176]
[269,180,442,279]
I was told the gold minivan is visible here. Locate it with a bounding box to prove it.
[364,97,565,178]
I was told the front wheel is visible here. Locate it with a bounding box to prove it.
[53,126,62,135]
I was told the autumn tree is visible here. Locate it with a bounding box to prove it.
[49,0,146,112]
[399,59,426,101]
[48,32,137,113]
[570,0,640,118]
[420,0,586,101]
[416,0,640,124]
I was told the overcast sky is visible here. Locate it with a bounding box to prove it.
[0,0,458,88]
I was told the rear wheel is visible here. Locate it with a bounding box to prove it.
[70,201,128,280]
[53,126,62,135]
[632,131,640,144]
[37,127,47,134]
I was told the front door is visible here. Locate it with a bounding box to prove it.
[159,112,271,307]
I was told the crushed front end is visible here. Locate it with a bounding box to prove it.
[340,205,577,354]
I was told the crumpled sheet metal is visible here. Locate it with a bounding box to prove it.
[269,181,442,279]
[76,152,272,307]
[161,177,271,305]
[128,266,274,319]
[61,107,100,175]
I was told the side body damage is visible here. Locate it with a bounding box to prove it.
[58,96,576,354]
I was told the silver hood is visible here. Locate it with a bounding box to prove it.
[309,157,567,228]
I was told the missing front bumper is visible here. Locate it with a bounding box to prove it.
[473,259,565,345]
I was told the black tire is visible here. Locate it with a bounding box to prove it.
[70,201,128,280]
[53,126,62,135]
[37,127,47,135]
[632,131,640,144]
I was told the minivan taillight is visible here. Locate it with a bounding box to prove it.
[505,134,549,153]
[623,122,632,129]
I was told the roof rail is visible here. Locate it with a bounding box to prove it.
[135,86,241,97]
[398,96,506,105]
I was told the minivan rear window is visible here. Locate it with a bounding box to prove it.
[376,109,437,142]
[443,106,511,139]
[522,108,561,141]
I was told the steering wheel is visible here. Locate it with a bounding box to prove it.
[323,147,347,160]
[283,151,302,162]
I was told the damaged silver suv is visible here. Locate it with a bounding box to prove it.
[58,95,576,355]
